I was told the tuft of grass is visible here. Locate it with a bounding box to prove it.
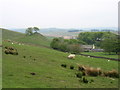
[23,56,26,58]
[61,64,67,68]
[75,72,83,78]
[82,77,89,83]
[70,65,74,70]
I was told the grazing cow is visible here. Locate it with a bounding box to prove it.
[68,54,75,59]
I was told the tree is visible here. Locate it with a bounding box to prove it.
[33,27,40,33]
[78,32,117,47]
[25,27,33,35]
[101,35,120,54]
[50,37,82,53]
[67,44,82,54]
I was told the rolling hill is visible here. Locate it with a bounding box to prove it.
[2,29,119,88]
[2,28,51,47]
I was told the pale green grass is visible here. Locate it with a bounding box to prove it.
[2,41,119,88]
[82,52,118,59]
[2,29,51,47]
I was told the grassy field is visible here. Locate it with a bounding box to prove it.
[3,41,119,88]
[2,29,51,47]
[2,29,119,88]
[82,52,118,59]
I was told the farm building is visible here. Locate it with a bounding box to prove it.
[81,44,104,52]
[91,49,104,52]
[81,44,95,51]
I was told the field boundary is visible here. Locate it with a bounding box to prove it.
[79,53,120,61]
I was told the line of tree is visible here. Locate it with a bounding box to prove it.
[25,27,40,36]
[50,32,120,54]
[78,32,117,47]
[50,37,83,54]
[101,35,120,54]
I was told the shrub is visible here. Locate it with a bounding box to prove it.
[90,79,94,83]
[82,77,88,83]
[61,64,67,68]
[30,72,36,75]
[4,46,18,55]
[78,64,102,76]
[85,67,102,76]
[50,37,82,54]
[76,72,83,78]
[103,70,119,78]
[78,65,86,72]
[33,59,36,61]
[67,44,81,54]
[70,65,74,70]
[4,49,10,54]
[11,50,18,55]
[23,56,26,58]
[5,46,8,49]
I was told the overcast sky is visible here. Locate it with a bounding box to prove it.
[0,0,119,29]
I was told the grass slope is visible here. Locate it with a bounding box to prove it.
[3,41,118,88]
[2,29,51,47]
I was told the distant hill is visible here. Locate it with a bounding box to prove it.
[2,28,51,47]
[9,27,118,33]
[6,27,118,38]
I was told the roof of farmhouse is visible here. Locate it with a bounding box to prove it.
[81,45,93,49]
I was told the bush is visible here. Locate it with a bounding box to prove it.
[85,67,102,76]
[78,65,86,72]
[61,64,67,68]
[4,46,18,55]
[67,44,81,54]
[70,65,74,70]
[4,49,10,54]
[103,70,119,78]
[50,37,82,54]
[76,72,83,78]
[82,77,88,83]
[78,64,102,76]
[90,79,94,83]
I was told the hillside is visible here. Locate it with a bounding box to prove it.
[2,29,119,88]
[2,28,51,47]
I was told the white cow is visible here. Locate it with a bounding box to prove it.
[68,54,75,59]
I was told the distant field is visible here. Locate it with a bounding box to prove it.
[82,52,118,59]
